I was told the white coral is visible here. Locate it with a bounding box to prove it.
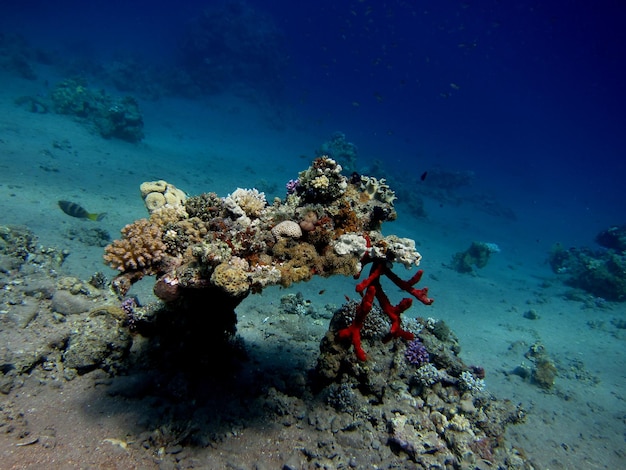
[249,264,282,287]
[271,220,302,241]
[369,235,422,268]
[332,233,368,258]
[227,188,266,217]
[223,197,252,227]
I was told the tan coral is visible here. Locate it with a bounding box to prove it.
[140,180,167,197]
[271,220,302,241]
[149,205,188,226]
[211,262,250,298]
[103,219,166,273]
[164,186,187,206]
[140,180,187,213]
[144,192,166,212]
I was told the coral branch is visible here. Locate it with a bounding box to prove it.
[337,259,434,360]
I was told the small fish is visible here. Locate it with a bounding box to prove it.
[58,200,106,221]
[420,171,428,181]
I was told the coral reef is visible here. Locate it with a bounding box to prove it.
[313,303,528,467]
[104,157,406,347]
[315,132,358,174]
[595,224,626,252]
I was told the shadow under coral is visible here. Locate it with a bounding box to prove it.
[80,294,314,452]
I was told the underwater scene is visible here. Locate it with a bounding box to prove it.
[1,1,625,468]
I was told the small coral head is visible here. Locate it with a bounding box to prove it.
[405,338,430,366]
[286,178,300,194]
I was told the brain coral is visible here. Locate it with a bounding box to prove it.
[140,180,187,213]
[271,220,302,241]
[103,219,166,272]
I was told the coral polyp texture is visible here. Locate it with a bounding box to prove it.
[103,157,429,349]
[104,219,166,273]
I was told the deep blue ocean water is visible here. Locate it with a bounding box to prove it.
[3,0,624,243]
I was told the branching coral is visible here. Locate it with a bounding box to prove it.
[103,219,166,273]
[337,241,434,361]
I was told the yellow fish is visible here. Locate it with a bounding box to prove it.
[58,200,106,221]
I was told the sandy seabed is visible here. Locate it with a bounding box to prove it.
[0,70,625,469]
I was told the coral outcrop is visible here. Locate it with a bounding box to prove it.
[313,303,528,468]
[549,227,626,301]
[104,157,408,344]
[451,241,500,274]
[50,79,144,142]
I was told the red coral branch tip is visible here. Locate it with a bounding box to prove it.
[337,324,367,361]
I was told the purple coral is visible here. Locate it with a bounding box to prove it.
[286,178,300,195]
[121,297,137,316]
[121,297,139,330]
[405,338,430,366]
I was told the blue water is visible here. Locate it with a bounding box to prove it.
[6,1,624,239]
[1,1,625,467]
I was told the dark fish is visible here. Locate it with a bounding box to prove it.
[420,171,428,181]
[58,200,106,221]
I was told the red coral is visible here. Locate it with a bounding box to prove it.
[337,257,434,361]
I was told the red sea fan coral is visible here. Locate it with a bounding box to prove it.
[103,218,166,273]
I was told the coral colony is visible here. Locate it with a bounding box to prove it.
[104,156,434,360]
[337,244,434,361]
[404,337,431,366]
